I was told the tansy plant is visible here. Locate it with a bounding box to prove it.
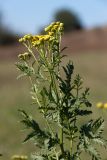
[16,22,107,160]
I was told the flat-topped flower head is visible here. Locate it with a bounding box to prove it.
[44,22,64,34]
[19,34,33,43]
[19,22,64,51]
[96,102,104,108]
[31,34,52,47]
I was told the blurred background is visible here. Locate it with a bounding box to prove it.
[1,0,107,159]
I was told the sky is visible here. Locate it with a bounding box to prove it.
[0,0,107,34]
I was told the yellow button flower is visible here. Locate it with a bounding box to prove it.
[60,23,64,27]
[104,103,107,109]
[96,102,103,108]
[11,155,28,160]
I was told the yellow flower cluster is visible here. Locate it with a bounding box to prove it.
[19,34,33,43]
[44,21,64,33]
[96,102,107,109]
[31,34,54,47]
[19,34,51,45]
[11,155,28,160]
[19,22,64,48]
[18,52,31,60]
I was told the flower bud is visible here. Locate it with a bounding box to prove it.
[60,23,64,27]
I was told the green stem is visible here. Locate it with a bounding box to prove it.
[29,49,38,64]
[24,43,38,64]
[54,148,59,160]
[76,86,79,98]
[70,116,76,156]
[50,71,59,104]
[59,127,64,154]
[29,76,33,86]
[70,137,73,155]
[45,118,55,138]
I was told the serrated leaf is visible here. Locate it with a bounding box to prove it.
[16,62,34,76]
[85,145,101,160]
[19,109,48,144]
[75,109,92,116]
[23,131,36,142]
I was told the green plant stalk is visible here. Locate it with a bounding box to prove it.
[24,43,38,65]
[32,87,55,139]
[50,69,65,154]
[50,71,65,154]
[70,137,73,155]
[70,126,75,156]
[50,69,59,104]
[54,148,59,160]
[69,82,78,155]
[45,118,55,138]
[50,64,65,155]
[59,126,64,155]
[17,22,107,160]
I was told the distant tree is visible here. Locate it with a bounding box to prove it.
[0,10,18,45]
[0,30,18,45]
[54,9,83,32]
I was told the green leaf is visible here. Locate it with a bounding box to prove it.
[75,109,92,116]
[92,137,107,148]
[57,62,74,97]
[23,131,36,142]
[19,109,48,145]
[85,145,101,160]
[44,134,59,150]
[61,47,68,53]
[92,118,104,136]
[78,118,106,159]
[16,62,34,77]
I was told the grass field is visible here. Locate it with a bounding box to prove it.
[1,51,107,159]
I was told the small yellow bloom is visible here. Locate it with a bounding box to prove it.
[51,22,56,26]
[44,35,50,41]
[49,32,54,36]
[33,36,39,41]
[11,155,28,160]
[60,23,64,27]
[96,102,103,108]
[56,21,60,25]
[32,40,41,47]
[53,25,58,30]
[19,38,23,42]
[104,103,107,109]
[39,37,44,43]
[44,24,52,32]
[19,34,33,43]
